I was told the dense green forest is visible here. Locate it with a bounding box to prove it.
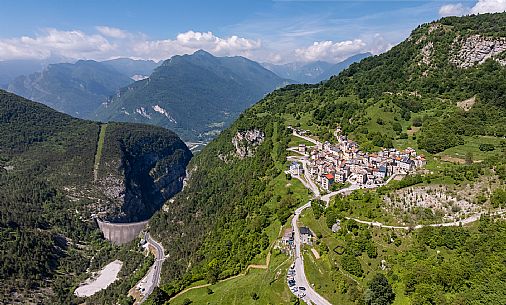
[149,12,506,304]
[0,90,191,303]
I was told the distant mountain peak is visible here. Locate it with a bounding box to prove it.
[193,49,214,57]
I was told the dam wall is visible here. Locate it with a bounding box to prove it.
[96,219,149,245]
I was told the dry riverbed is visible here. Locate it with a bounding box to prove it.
[74,260,123,297]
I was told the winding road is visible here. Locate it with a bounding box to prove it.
[134,233,165,304]
[347,209,506,230]
[291,202,332,305]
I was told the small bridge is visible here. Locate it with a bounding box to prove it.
[96,218,149,245]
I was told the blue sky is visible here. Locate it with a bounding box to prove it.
[0,0,503,63]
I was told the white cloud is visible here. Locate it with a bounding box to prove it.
[439,0,506,17]
[0,26,389,64]
[0,28,262,62]
[470,0,506,14]
[366,34,394,55]
[439,3,468,16]
[295,39,366,62]
[0,28,114,60]
[96,26,128,39]
[175,31,260,53]
[292,34,392,63]
[130,31,261,61]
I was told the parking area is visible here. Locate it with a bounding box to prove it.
[286,263,307,300]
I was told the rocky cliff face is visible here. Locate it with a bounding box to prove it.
[95,123,192,222]
[231,129,265,158]
[451,35,506,68]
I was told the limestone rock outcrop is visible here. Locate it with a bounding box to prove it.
[232,129,265,158]
[451,35,506,68]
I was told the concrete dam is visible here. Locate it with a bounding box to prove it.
[96,219,148,245]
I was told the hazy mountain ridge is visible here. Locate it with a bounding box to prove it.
[263,52,371,84]
[0,56,73,86]
[7,60,133,117]
[101,58,160,79]
[5,58,160,118]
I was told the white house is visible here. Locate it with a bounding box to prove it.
[299,227,314,245]
[290,162,302,176]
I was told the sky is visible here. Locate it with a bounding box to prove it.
[0,0,504,64]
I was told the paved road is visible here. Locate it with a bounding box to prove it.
[290,202,332,305]
[292,131,320,145]
[300,160,321,197]
[347,209,506,230]
[139,233,165,303]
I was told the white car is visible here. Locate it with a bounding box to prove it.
[298,292,306,298]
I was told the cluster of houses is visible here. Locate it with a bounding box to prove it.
[281,226,314,247]
[290,128,426,191]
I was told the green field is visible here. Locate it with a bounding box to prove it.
[93,123,108,180]
[438,135,504,162]
[361,103,400,137]
[287,135,314,148]
[282,111,317,134]
[169,253,293,305]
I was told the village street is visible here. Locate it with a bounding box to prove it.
[289,131,498,230]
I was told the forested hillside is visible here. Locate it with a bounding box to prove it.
[0,90,191,303]
[149,12,506,304]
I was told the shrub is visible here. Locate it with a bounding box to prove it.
[479,143,495,151]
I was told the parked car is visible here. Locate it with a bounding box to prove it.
[299,286,306,291]
[298,293,306,298]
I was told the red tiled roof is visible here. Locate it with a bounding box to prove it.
[325,173,334,180]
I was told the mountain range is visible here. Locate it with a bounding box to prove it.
[3,51,368,143]
[263,52,371,84]
[93,50,290,141]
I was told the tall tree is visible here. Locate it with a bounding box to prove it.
[364,273,395,305]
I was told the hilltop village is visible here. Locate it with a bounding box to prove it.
[289,127,426,191]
